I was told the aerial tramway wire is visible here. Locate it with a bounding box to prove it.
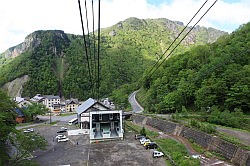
[97,0,101,100]
[84,0,95,97]
[91,0,97,99]
[143,0,218,82]
[145,0,208,78]
[78,0,94,96]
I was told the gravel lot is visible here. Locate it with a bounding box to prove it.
[31,124,166,166]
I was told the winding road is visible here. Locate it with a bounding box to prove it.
[128,90,144,113]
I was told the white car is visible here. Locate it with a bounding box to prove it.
[191,154,201,159]
[55,135,66,139]
[24,128,34,133]
[61,127,67,130]
[140,138,150,145]
[58,138,69,142]
[152,151,164,158]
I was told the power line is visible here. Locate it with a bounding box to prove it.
[143,0,218,83]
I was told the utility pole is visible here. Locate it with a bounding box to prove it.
[49,110,52,124]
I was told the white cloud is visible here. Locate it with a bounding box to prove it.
[0,0,250,53]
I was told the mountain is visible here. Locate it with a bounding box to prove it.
[138,22,250,114]
[0,17,226,101]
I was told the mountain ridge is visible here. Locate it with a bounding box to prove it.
[1,17,227,60]
[0,17,227,99]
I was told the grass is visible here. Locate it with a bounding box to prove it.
[59,113,76,116]
[188,140,205,154]
[155,138,200,166]
[125,121,159,138]
[49,121,59,125]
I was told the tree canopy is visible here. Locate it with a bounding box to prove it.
[140,22,250,114]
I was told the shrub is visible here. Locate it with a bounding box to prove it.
[140,126,146,136]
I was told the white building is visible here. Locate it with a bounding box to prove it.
[89,110,123,141]
[14,97,32,108]
[42,95,61,112]
[30,94,44,103]
[77,98,123,142]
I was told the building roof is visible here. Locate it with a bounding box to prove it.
[77,98,109,115]
[14,97,25,103]
[77,98,96,115]
[14,108,25,117]
[66,98,79,105]
[31,94,44,102]
[43,95,60,100]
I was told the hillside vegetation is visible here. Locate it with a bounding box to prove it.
[0,18,225,102]
[138,22,250,117]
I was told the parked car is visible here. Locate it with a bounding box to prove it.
[145,142,158,149]
[57,130,67,133]
[55,135,66,139]
[139,137,147,141]
[61,127,67,130]
[191,154,201,159]
[143,141,151,147]
[24,128,34,133]
[58,138,69,142]
[140,138,151,145]
[135,134,145,140]
[152,150,164,158]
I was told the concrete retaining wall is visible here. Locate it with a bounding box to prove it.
[146,117,177,134]
[180,126,213,148]
[132,114,250,166]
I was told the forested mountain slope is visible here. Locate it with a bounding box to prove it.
[0,17,226,100]
[139,22,250,114]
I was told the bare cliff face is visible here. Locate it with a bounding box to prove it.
[2,32,41,59]
[2,75,29,97]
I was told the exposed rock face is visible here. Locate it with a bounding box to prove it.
[3,33,41,59]
[109,30,117,36]
[2,75,29,97]
[117,17,227,46]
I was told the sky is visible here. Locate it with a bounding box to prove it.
[0,0,250,53]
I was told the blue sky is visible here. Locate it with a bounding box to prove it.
[147,0,173,5]
[0,0,250,53]
[147,0,241,5]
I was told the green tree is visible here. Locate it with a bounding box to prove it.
[140,126,146,136]
[22,103,48,122]
[0,90,17,165]
[8,132,47,165]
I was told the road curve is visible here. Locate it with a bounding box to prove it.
[128,90,144,113]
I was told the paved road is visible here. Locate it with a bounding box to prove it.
[128,90,144,113]
[37,114,77,124]
[16,114,77,130]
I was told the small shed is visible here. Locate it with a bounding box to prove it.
[14,108,26,123]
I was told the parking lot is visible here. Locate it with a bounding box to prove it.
[31,124,166,166]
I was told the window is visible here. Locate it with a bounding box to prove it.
[99,114,102,120]
[109,113,113,120]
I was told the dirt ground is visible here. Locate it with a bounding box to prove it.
[31,124,166,166]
